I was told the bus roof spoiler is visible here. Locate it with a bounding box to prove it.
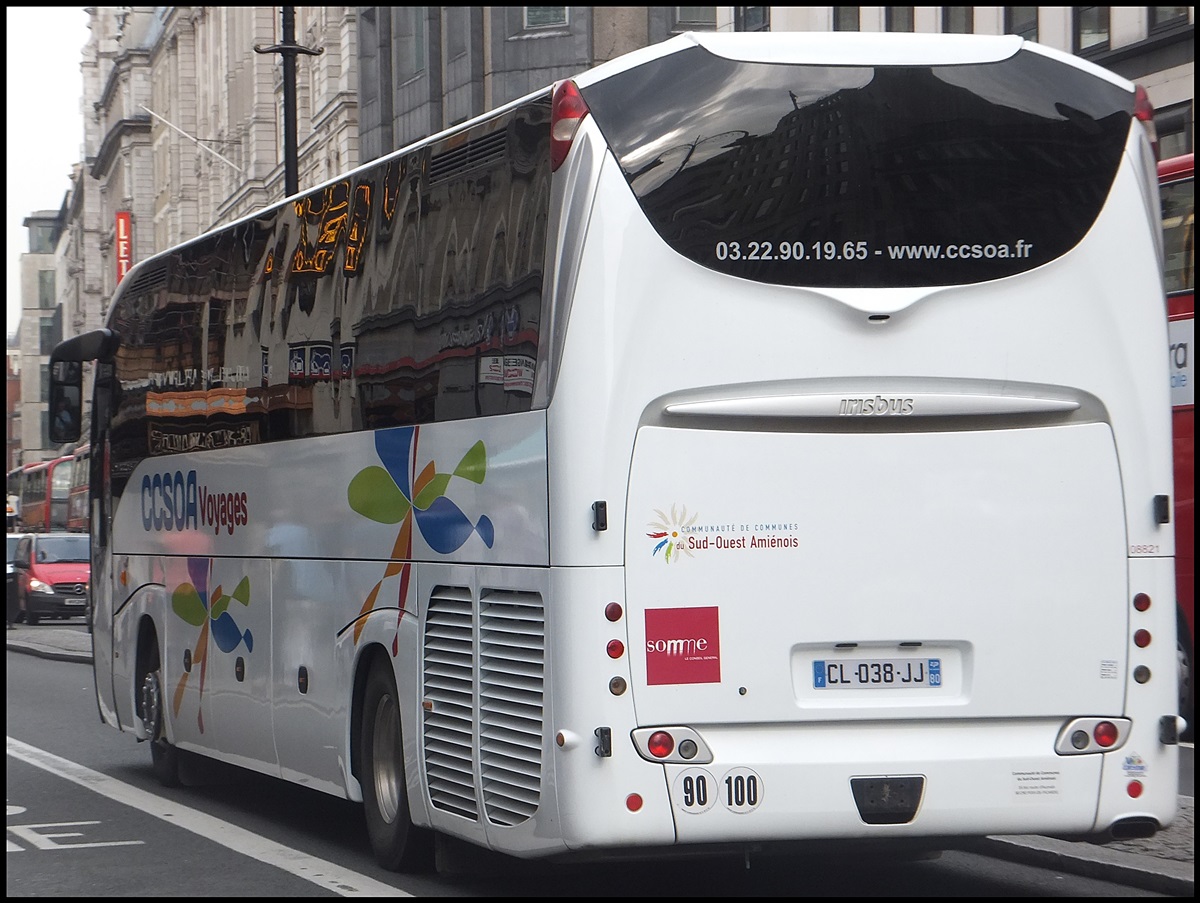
[50,328,121,365]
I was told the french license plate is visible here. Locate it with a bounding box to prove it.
[813,658,941,689]
[64,599,85,606]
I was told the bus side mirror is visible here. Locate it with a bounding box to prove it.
[48,361,83,444]
[49,328,121,445]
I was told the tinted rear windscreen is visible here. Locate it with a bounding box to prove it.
[580,46,1134,288]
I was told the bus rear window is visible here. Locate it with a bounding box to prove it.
[580,45,1134,288]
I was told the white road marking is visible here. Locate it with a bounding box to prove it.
[6,736,409,896]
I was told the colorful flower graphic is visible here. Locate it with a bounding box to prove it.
[170,556,253,733]
[647,504,698,564]
[347,426,494,650]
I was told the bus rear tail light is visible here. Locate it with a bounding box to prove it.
[550,79,589,171]
[1093,721,1120,747]
[1134,84,1158,160]
[647,731,674,758]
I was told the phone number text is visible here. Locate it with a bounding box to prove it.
[716,240,868,262]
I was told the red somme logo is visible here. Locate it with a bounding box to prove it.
[645,606,721,685]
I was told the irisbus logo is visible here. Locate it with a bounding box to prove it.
[141,470,249,536]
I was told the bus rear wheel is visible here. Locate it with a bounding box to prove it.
[361,659,433,872]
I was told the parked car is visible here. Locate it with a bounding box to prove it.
[6,532,24,628]
[12,532,90,625]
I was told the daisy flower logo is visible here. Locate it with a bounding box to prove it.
[647,504,698,564]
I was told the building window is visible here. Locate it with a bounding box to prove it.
[394,6,425,81]
[39,363,49,404]
[886,7,915,32]
[833,7,860,31]
[674,7,716,30]
[39,319,55,356]
[447,5,468,57]
[1156,101,1194,158]
[734,6,770,31]
[943,7,973,33]
[1073,7,1110,54]
[37,270,55,309]
[1005,6,1039,40]
[523,7,567,29]
[1150,7,1190,31]
[28,223,57,253]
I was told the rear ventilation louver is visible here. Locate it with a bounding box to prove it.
[428,130,507,184]
[422,586,545,827]
[480,591,544,826]
[423,587,479,820]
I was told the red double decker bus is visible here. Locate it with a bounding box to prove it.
[17,455,73,534]
[1160,152,1194,735]
[66,443,91,533]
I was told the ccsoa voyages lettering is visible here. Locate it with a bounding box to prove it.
[141,469,249,535]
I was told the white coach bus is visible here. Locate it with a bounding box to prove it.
[51,31,1181,871]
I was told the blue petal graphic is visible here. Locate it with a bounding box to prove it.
[211,611,248,653]
[415,496,476,553]
[374,427,415,500]
[475,515,494,549]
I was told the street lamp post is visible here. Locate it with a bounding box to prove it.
[254,6,323,198]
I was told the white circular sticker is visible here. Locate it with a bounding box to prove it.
[720,767,764,813]
[672,767,718,814]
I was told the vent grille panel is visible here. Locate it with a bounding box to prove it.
[420,585,545,827]
[429,131,507,184]
[480,591,544,827]
[423,587,478,819]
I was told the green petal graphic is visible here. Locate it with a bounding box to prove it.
[231,576,251,606]
[348,465,412,523]
[414,474,452,510]
[210,591,231,619]
[453,440,487,484]
[172,584,208,626]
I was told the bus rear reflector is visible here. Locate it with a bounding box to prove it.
[550,79,589,171]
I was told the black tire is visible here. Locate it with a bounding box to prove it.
[361,660,434,872]
[139,642,183,787]
[25,608,39,626]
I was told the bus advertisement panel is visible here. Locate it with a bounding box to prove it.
[52,32,1181,872]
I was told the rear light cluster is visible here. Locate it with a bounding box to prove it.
[606,601,626,695]
[1055,717,1131,755]
[1130,592,1153,682]
[630,726,713,764]
[550,79,589,171]
[1134,84,1159,160]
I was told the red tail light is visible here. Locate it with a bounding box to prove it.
[647,731,674,758]
[1134,84,1158,160]
[1094,721,1120,747]
[550,79,589,172]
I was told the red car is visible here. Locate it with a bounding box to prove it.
[12,532,90,625]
